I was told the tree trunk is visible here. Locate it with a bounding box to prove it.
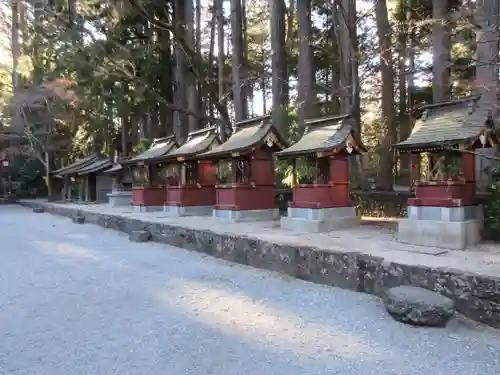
[185,0,200,133]
[159,25,174,136]
[474,0,499,107]
[432,0,451,103]
[284,0,294,102]
[270,0,287,110]
[375,0,396,190]
[241,0,250,115]
[216,0,228,139]
[196,0,202,52]
[121,115,128,156]
[231,0,246,122]
[196,0,204,119]
[335,0,351,114]
[397,0,409,181]
[11,0,19,90]
[174,0,188,142]
[296,0,316,127]
[208,4,217,118]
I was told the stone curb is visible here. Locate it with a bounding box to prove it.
[19,201,500,328]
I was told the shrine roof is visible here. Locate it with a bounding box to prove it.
[76,158,113,176]
[124,135,178,164]
[151,127,219,161]
[103,163,123,174]
[198,115,287,158]
[394,96,497,151]
[52,153,99,176]
[276,114,364,157]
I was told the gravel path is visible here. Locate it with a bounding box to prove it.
[1,205,500,375]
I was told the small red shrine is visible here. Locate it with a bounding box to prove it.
[148,127,220,216]
[276,114,366,232]
[198,115,287,221]
[123,135,178,212]
[394,96,499,249]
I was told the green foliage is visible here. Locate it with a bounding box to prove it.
[483,161,500,241]
[0,153,47,198]
[132,139,152,155]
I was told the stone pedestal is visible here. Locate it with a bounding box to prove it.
[399,180,482,249]
[398,205,482,250]
[131,186,165,212]
[213,207,279,221]
[281,206,359,232]
[107,190,132,208]
[165,205,213,217]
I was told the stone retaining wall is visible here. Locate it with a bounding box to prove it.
[20,201,500,328]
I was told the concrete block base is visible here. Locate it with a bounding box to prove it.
[107,190,132,208]
[408,205,483,222]
[213,208,279,222]
[398,218,482,250]
[163,205,213,217]
[132,205,163,213]
[400,205,483,250]
[280,206,359,233]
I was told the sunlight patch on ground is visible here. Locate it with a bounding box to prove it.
[156,279,386,362]
[361,216,399,223]
[33,240,102,261]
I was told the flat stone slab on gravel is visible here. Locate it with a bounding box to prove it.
[32,207,44,213]
[129,230,151,243]
[384,286,455,327]
[71,215,85,224]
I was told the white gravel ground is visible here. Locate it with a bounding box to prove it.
[1,205,500,375]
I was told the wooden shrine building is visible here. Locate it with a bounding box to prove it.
[148,127,220,216]
[123,135,178,212]
[393,96,499,249]
[198,115,287,221]
[74,157,113,202]
[53,154,112,202]
[276,114,365,232]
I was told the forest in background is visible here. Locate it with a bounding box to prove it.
[0,0,498,195]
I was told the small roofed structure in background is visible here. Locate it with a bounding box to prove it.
[53,154,98,201]
[276,114,366,232]
[52,154,113,203]
[74,157,113,202]
[148,127,221,217]
[122,135,178,212]
[198,114,287,221]
[102,151,133,208]
[393,95,500,250]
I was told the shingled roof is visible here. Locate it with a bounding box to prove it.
[76,158,113,175]
[394,96,497,151]
[103,163,123,174]
[276,114,365,158]
[52,154,99,176]
[198,115,287,158]
[150,127,219,161]
[124,135,178,164]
